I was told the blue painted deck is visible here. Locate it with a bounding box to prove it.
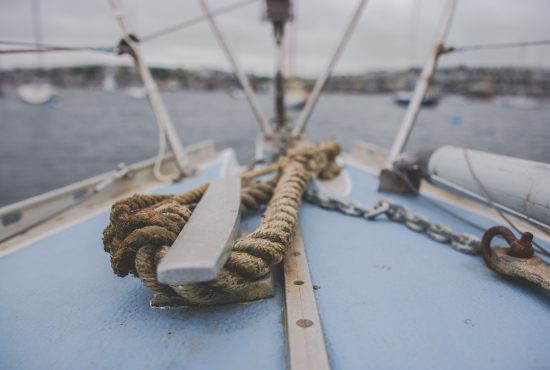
[304,163,550,370]
[1,160,549,369]
[0,164,285,370]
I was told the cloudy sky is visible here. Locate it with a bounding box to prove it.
[1,0,549,76]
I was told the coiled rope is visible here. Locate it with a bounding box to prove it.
[103,141,341,305]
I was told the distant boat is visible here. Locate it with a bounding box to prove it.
[102,70,117,93]
[393,90,440,107]
[285,80,309,110]
[18,0,55,106]
[497,95,550,110]
[17,83,55,105]
[229,87,246,100]
[124,86,147,99]
[286,89,308,110]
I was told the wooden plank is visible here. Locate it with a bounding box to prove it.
[157,175,241,284]
[284,226,331,370]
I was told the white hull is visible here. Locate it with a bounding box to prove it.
[124,86,147,99]
[286,89,308,110]
[17,83,55,105]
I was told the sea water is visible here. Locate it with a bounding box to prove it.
[1,89,549,206]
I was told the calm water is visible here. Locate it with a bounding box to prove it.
[1,89,549,207]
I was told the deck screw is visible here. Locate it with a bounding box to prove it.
[296,319,314,328]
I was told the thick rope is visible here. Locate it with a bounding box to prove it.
[103,180,275,277]
[103,141,341,305]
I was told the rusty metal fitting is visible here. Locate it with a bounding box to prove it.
[116,34,139,57]
[481,226,534,261]
[436,43,454,55]
[481,226,550,292]
[508,232,534,258]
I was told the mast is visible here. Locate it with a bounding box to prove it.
[264,0,293,134]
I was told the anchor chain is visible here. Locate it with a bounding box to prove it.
[305,190,550,291]
[303,189,481,255]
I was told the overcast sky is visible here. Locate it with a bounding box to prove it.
[1,0,549,76]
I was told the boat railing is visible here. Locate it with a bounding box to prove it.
[291,0,368,138]
[199,0,273,136]
[384,0,457,170]
[0,141,216,247]
[108,0,194,179]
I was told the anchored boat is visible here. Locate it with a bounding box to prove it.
[1,1,549,369]
[286,80,309,110]
[393,89,440,107]
[15,0,55,106]
[17,82,55,105]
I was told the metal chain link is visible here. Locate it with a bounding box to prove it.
[303,189,481,255]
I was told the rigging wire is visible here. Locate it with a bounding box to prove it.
[140,0,258,42]
[0,45,114,54]
[31,0,44,68]
[0,40,104,48]
[285,0,298,79]
[408,0,421,68]
[448,39,550,53]
[198,0,272,135]
[0,0,257,55]
[292,0,369,137]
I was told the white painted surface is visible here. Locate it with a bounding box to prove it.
[314,164,352,198]
[157,176,241,284]
[17,83,54,105]
[428,146,550,226]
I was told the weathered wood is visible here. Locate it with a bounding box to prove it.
[284,226,330,370]
[157,176,241,284]
[151,271,275,307]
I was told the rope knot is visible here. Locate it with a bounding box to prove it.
[102,141,342,305]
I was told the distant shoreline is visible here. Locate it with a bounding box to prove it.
[2,65,550,97]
